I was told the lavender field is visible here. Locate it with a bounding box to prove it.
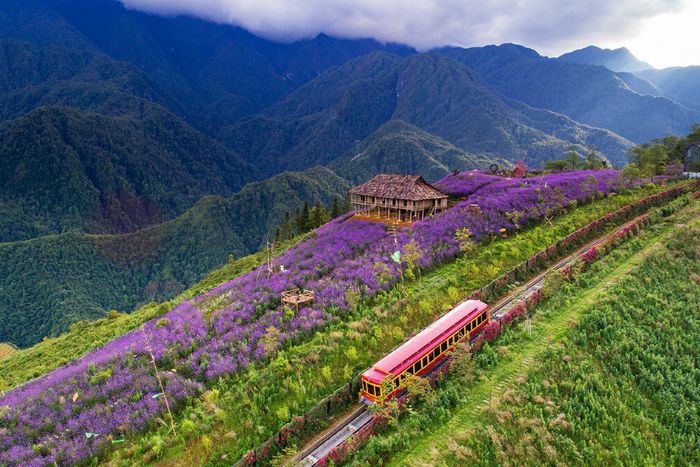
[0,170,626,465]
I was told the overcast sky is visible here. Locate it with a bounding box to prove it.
[120,0,699,68]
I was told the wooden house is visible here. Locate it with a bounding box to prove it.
[350,174,449,223]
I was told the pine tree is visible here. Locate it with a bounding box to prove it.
[295,207,303,234]
[343,191,352,213]
[331,196,340,218]
[283,211,292,240]
[312,201,325,228]
[300,202,311,233]
[274,227,281,244]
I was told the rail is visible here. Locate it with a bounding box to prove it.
[297,213,648,466]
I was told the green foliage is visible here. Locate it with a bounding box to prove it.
[627,126,700,175]
[439,44,697,150]
[0,167,348,348]
[543,146,609,172]
[108,183,678,465]
[353,198,700,466]
[0,240,300,390]
[329,120,498,184]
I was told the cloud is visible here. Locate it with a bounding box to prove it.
[120,0,684,56]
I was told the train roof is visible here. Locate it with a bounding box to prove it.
[363,300,487,383]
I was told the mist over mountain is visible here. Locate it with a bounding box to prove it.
[638,67,700,112]
[436,44,698,144]
[558,45,654,73]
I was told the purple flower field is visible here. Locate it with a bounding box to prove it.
[0,170,623,466]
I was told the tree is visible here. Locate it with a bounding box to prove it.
[369,377,401,431]
[343,191,352,213]
[331,196,340,218]
[274,227,281,244]
[449,341,476,384]
[583,148,608,169]
[403,374,434,406]
[283,211,292,240]
[301,201,311,232]
[294,207,303,235]
[563,146,583,170]
[311,201,329,228]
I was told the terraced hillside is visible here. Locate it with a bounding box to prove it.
[345,194,700,466]
[0,171,689,466]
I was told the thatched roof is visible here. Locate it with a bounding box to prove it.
[350,174,448,201]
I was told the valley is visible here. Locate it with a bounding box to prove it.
[1,1,700,466]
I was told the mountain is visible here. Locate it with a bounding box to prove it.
[225,52,631,172]
[0,166,349,348]
[638,67,700,112]
[32,0,415,133]
[0,106,253,242]
[436,44,698,144]
[558,45,654,73]
[329,120,503,184]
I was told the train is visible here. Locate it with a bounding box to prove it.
[360,300,489,404]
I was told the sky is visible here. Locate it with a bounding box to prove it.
[120,0,700,68]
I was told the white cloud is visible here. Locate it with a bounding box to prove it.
[120,0,690,62]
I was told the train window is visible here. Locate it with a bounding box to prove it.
[415,360,422,372]
[440,342,447,352]
[422,356,429,367]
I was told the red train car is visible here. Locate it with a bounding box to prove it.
[360,300,489,404]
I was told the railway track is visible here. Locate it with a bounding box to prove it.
[295,214,645,466]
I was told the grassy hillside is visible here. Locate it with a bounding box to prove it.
[329,120,504,184]
[0,167,348,348]
[0,232,310,391]
[0,343,17,360]
[104,182,682,466]
[349,195,700,466]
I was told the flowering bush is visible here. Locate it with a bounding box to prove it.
[0,170,633,465]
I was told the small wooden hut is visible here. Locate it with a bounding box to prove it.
[350,174,448,223]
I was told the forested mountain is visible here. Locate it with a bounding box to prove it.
[0,106,253,242]
[1,0,697,348]
[32,0,415,133]
[0,167,348,347]
[558,45,654,73]
[329,120,502,184]
[225,52,631,173]
[638,67,700,112]
[436,44,698,143]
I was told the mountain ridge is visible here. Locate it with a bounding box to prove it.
[558,45,654,73]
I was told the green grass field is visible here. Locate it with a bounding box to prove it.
[347,196,700,466]
[0,343,17,360]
